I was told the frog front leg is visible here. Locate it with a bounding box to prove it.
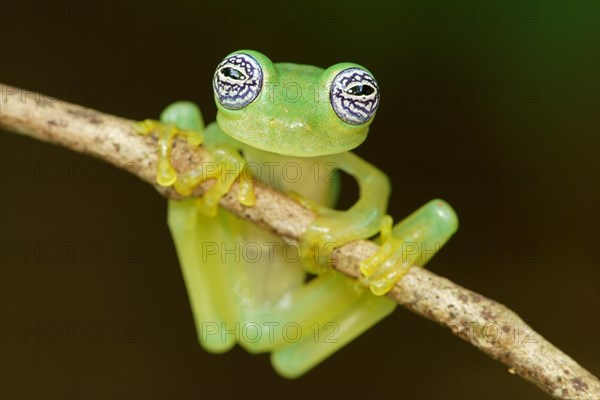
[136,102,255,216]
[360,199,459,295]
[301,151,391,270]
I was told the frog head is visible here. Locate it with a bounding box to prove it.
[213,50,380,157]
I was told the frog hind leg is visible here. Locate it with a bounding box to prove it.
[169,199,308,355]
[168,201,242,353]
[270,272,396,378]
[233,221,306,354]
[159,101,237,353]
[161,101,238,353]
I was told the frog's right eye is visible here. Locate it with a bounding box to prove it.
[213,53,263,110]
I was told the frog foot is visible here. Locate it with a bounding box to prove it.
[300,210,390,275]
[175,146,249,217]
[135,119,203,187]
[359,200,459,296]
[300,230,337,275]
[135,118,253,217]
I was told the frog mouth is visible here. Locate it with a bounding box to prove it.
[217,112,369,157]
[233,128,362,158]
[234,128,321,157]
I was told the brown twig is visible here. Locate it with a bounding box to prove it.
[1,83,598,399]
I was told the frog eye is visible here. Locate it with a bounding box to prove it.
[330,68,380,125]
[213,53,263,110]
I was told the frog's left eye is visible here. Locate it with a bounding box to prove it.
[213,53,263,110]
[330,68,380,125]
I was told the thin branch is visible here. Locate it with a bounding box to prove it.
[1,83,598,399]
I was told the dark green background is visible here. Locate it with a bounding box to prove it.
[1,1,598,399]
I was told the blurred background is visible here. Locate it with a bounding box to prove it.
[1,1,598,399]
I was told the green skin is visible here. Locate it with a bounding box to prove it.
[158,50,458,378]
[216,55,371,156]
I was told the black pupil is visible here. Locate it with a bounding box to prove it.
[347,84,374,96]
[222,67,246,80]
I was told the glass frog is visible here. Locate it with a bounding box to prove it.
[136,50,458,378]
